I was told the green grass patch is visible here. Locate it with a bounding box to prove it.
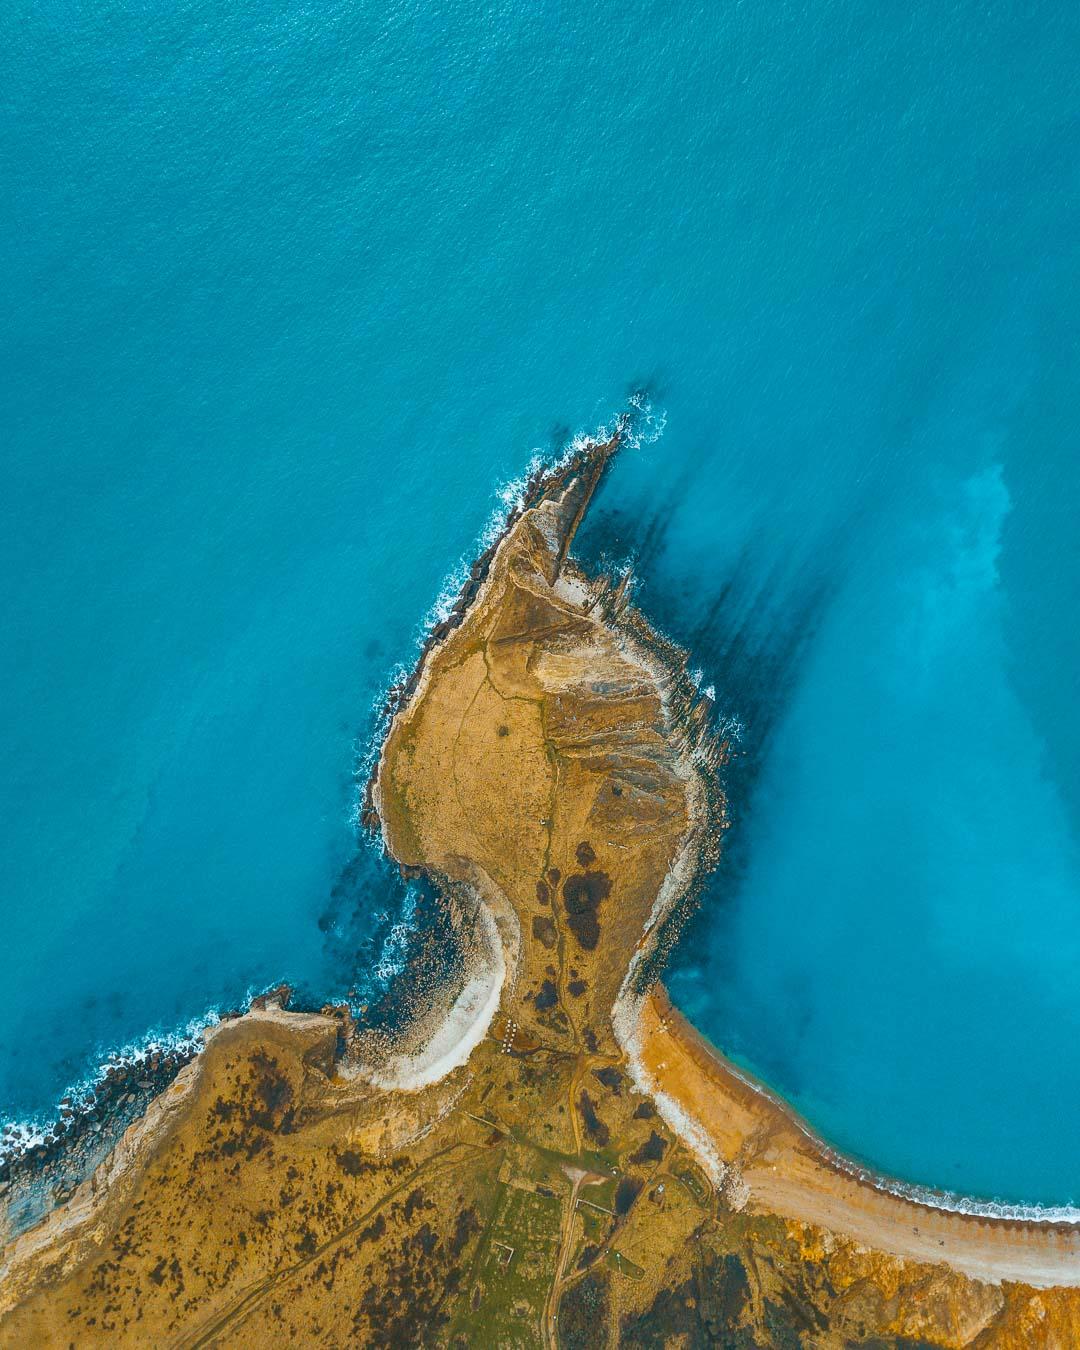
[674,1163,709,1206]
[606,1249,646,1280]
[451,1184,564,1348]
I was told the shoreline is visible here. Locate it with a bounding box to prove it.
[8,417,1080,1341]
[0,1023,208,1237]
[687,1013,1080,1225]
[348,894,506,1093]
[635,987,1080,1287]
[1,419,624,1225]
[7,417,1080,1321]
[355,421,1080,1295]
[361,413,630,839]
[1,424,627,1303]
[0,416,632,1244]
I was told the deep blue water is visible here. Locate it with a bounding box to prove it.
[4,1,1079,1204]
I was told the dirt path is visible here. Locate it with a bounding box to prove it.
[180,1144,481,1349]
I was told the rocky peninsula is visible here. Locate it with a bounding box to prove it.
[2,429,1079,1347]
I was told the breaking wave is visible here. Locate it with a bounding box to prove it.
[0,1006,220,1167]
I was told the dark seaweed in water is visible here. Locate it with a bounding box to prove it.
[0,419,640,1236]
[359,414,634,833]
[1,854,458,1240]
[576,495,834,996]
[334,871,463,1039]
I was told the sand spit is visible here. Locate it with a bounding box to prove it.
[635,988,1080,1289]
[7,421,1080,1347]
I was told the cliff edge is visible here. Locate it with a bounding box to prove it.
[2,431,1079,1348]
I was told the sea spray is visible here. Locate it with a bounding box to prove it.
[0,400,675,1199]
[0,1007,220,1168]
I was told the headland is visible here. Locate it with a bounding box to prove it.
[2,426,1079,1346]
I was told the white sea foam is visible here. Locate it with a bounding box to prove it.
[821,1147,1080,1224]
[4,400,669,1176]
[714,709,743,742]
[11,397,1079,1234]
[0,1120,50,1156]
[0,1006,221,1167]
[710,1049,1080,1224]
[360,902,505,1094]
[373,883,422,984]
[687,670,718,705]
[354,398,668,823]
[423,394,665,630]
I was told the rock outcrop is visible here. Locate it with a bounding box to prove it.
[2,430,1078,1348]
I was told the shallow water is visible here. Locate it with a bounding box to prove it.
[4,1,1080,1203]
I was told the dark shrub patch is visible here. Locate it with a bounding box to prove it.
[593,1066,622,1093]
[534,979,559,1011]
[697,1252,751,1336]
[449,1207,480,1259]
[614,1177,643,1216]
[335,1149,374,1177]
[578,1091,609,1146]
[620,1280,699,1347]
[562,870,612,950]
[559,1271,610,1350]
[577,1243,600,1270]
[355,1213,386,1245]
[403,1188,427,1221]
[247,1052,294,1131]
[532,915,557,948]
[629,1131,667,1165]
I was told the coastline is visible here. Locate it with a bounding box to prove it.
[576,454,1080,1280]
[344,402,1080,1300]
[634,987,1080,1288]
[7,421,1080,1343]
[347,895,506,1093]
[0,1002,337,1314]
[691,1019,1080,1225]
[361,414,629,839]
[0,1022,209,1241]
[0,423,621,1220]
[0,417,634,1263]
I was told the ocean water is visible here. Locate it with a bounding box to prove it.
[4,1,1079,1204]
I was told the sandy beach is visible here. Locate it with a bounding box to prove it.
[635,987,1080,1288]
[9,431,1080,1346]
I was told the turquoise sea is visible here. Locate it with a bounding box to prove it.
[4,1,1080,1206]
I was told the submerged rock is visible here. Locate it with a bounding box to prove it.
[3,427,1079,1347]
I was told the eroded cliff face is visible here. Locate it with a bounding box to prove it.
[2,435,1078,1348]
[370,430,719,1059]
